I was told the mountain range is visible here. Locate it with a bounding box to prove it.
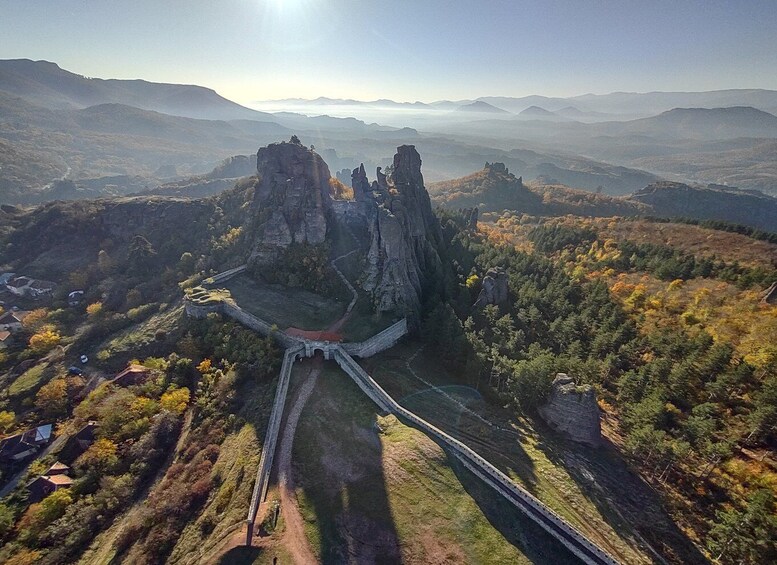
[2,58,777,206]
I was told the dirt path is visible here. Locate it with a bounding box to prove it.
[277,361,322,564]
[328,249,359,334]
[404,345,519,436]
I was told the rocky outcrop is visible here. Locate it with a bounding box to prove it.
[763,281,777,304]
[248,139,333,266]
[474,267,509,309]
[362,146,443,318]
[350,163,373,203]
[539,373,601,446]
[205,154,257,180]
[467,207,479,229]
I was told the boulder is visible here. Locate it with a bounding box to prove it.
[248,139,333,266]
[539,373,601,446]
[474,267,508,309]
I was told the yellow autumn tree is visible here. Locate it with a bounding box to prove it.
[75,438,118,472]
[22,308,48,331]
[86,302,103,317]
[35,378,68,418]
[28,325,61,355]
[160,387,190,414]
[196,358,212,374]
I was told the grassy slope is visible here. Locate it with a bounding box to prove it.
[224,275,345,331]
[583,217,777,270]
[362,342,700,565]
[76,375,276,565]
[291,362,579,564]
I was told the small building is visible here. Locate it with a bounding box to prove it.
[26,467,74,503]
[0,310,29,332]
[112,364,152,387]
[0,424,53,463]
[46,461,70,475]
[7,277,56,298]
[59,421,97,463]
[0,330,11,349]
[6,276,34,296]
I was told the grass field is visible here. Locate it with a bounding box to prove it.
[339,293,399,342]
[8,362,48,398]
[361,342,708,565]
[290,361,580,564]
[224,275,346,331]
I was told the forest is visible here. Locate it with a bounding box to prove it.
[421,211,777,564]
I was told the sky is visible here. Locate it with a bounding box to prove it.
[2,0,777,104]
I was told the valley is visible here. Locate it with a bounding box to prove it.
[2,7,777,559]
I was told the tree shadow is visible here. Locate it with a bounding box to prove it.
[531,418,710,564]
[289,361,403,564]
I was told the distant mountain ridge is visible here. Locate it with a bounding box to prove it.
[255,89,777,119]
[430,164,777,232]
[0,58,270,121]
[456,101,510,114]
[616,106,777,139]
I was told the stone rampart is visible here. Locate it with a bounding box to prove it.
[245,345,304,543]
[184,300,224,319]
[341,318,408,358]
[221,302,301,349]
[203,264,247,287]
[332,346,619,565]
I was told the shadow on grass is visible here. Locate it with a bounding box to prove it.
[531,420,709,564]
[364,348,542,497]
[217,546,263,564]
[292,363,403,564]
[449,455,584,564]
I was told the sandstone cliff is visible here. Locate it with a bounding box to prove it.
[361,145,443,318]
[539,373,601,446]
[248,139,333,267]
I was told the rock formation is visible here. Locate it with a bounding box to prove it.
[473,267,509,309]
[361,145,443,318]
[467,207,479,230]
[350,163,373,203]
[763,281,777,305]
[539,373,601,446]
[248,139,333,266]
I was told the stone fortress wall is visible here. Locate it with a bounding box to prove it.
[332,348,619,565]
[342,318,408,358]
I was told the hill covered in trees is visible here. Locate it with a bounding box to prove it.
[0,144,774,564]
[429,163,777,233]
[422,211,777,563]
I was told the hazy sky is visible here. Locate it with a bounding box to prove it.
[2,0,777,104]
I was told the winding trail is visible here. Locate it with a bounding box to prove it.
[327,248,360,334]
[276,360,322,564]
[403,346,520,436]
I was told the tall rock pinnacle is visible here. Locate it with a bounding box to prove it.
[248,139,333,266]
[363,145,443,318]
